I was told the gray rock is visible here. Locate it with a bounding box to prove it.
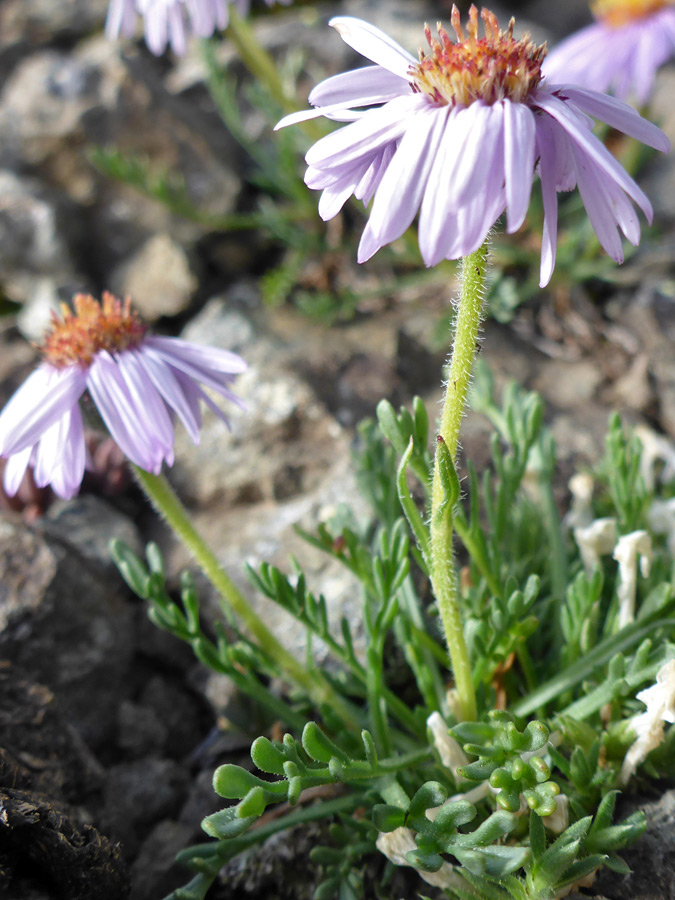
[173,297,349,509]
[110,233,198,321]
[39,494,142,576]
[0,0,109,49]
[0,519,135,749]
[0,170,76,294]
[0,50,106,169]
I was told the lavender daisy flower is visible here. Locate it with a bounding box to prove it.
[276,5,670,286]
[106,0,248,55]
[0,293,246,500]
[543,0,675,106]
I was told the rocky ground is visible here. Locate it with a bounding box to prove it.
[2,0,675,898]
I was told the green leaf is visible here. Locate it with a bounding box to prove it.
[302,722,350,764]
[110,539,150,598]
[213,764,285,800]
[202,807,257,839]
[372,804,406,833]
[251,737,286,775]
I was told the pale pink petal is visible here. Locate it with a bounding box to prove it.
[167,2,188,54]
[0,365,86,457]
[51,407,86,499]
[573,146,624,262]
[133,347,202,443]
[116,350,175,460]
[535,115,560,287]
[106,0,137,38]
[87,352,165,473]
[328,17,416,78]
[305,95,422,170]
[503,99,536,233]
[3,446,33,497]
[144,336,247,375]
[452,103,503,206]
[370,106,448,244]
[559,86,670,153]
[355,142,397,206]
[533,91,653,221]
[308,66,408,109]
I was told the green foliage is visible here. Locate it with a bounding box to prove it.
[452,713,559,817]
[112,379,675,900]
[600,413,650,531]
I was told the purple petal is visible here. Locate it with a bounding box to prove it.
[167,2,188,54]
[142,344,245,410]
[116,350,175,459]
[52,406,86,499]
[33,406,86,499]
[364,105,448,249]
[144,336,247,375]
[106,0,137,38]
[453,102,504,206]
[572,146,624,262]
[177,373,231,430]
[355,142,397,206]
[305,94,423,170]
[532,91,653,221]
[503,100,536,233]
[86,352,166,473]
[133,347,202,443]
[535,115,561,287]
[318,177,362,220]
[3,446,32,497]
[559,86,670,153]
[418,106,491,265]
[0,364,86,457]
[328,17,416,79]
[308,66,408,109]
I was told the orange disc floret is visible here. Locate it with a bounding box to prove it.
[40,292,147,368]
[592,0,672,27]
[409,4,547,107]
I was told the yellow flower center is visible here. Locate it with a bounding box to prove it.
[409,4,546,107]
[41,292,146,368]
[592,0,672,27]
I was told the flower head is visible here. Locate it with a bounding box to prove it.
[543,0,675,105]
[276,5,670,286]
[0,292,246,500]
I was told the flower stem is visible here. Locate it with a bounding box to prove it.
[226,7,295,114]
[430,243,489,723]
[132,466,358,729]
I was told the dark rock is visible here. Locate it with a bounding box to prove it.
[0,787,129,900]
[129,819,195,900]
[0,663,103,805]
[568,789,675,900]
[116,701,168,760]
[0,519,135,750]
[138,675,206,760]
[101,758,190,855]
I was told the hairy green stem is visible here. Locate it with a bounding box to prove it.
[133,467,358,728]
[430,244,489,722]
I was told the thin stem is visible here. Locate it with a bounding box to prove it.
[429,243,489,722]
[133,467,359,729]
[226,7,295,114]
